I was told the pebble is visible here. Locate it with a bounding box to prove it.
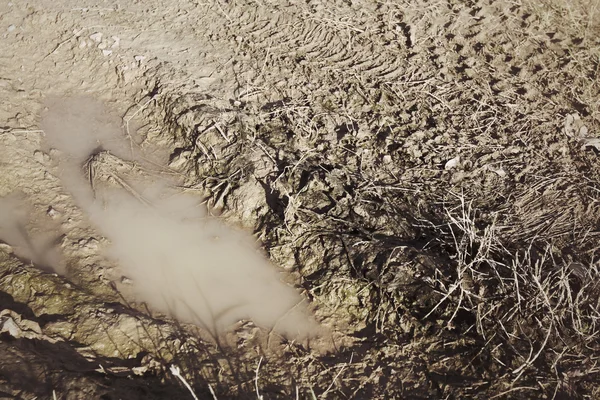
[444,156,461,170]
[33,150,50,163]
[89,32,103,42]
[47,206,60,218]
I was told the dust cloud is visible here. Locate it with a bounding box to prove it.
[36,96,319,338]
[0,194,62,271]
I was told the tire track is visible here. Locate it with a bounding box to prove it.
[217,3,414,97]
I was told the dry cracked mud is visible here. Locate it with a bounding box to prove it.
[1,0,600,399]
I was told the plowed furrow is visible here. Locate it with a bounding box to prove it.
[244,18,277,37]
[317,40,350,65]
[376,62,408,81]
[348,55,379,72]
[363,55,401,77]
[266,19,303,50]
[304,30,338,59]
[297,24,330,53]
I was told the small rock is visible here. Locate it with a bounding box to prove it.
[564,113,578,137]
[0,317,20,337]
[564,113,589,138]
[7,25,15,32]
[102,49,112,56]
[444,156,461,170]
[580,137,600,152]
[0,310,44,339]
[33,150,50,163]
[47,206,60,218]
[89,32,103,42]
[132,365,148,376]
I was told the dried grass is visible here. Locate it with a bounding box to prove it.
[421,189,600,396]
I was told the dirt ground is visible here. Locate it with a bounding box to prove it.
[1,0,600,398]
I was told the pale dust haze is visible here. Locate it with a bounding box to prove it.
[0,194,63,271]
[2,96,319,339]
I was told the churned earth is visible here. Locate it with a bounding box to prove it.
[1,0,599,398]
